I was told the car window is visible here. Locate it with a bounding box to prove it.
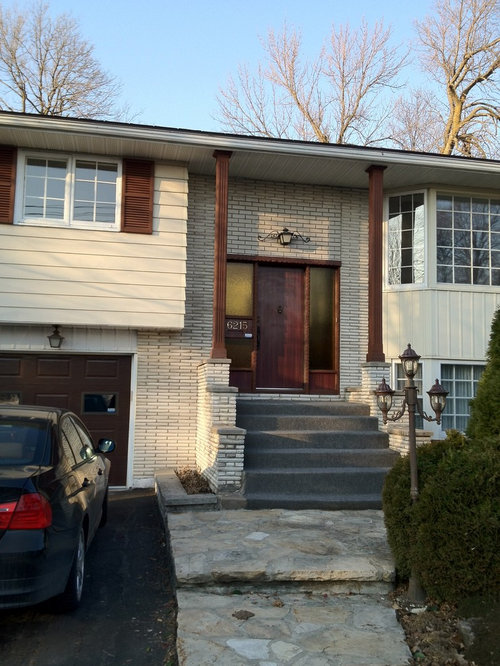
[0,418,51,465]
[60,416,94,464]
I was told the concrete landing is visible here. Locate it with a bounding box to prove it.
[166,509,412,665]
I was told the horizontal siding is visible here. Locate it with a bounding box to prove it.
[2,307,184,328]
[383,288,500,362]
[0,164,188,329]
[0,264,185,287]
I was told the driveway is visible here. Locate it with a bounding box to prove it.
[0,489,177,666]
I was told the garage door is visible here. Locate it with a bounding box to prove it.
[0,354,131,486]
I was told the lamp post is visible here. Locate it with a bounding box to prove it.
[376,344,448,603]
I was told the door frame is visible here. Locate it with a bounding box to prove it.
[226,255,341,394]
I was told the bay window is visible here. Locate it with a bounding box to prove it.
[436,194,500,286]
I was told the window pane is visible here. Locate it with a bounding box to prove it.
[473,268,490,285]
[97,182,116,203]
[46,179,65,199]
[473,250,489,266]
[226,263,253,316]
[454,230,470,248]
[454,212,470,229]
[437,265,453,282]
[95,203,116,223]
[75,160,97,180]
[455,267,471,283]
[437,210,452,228]
[454,248,470,266]
[45,199,65,218]
[24,196,43,217]
[437,195,452,210]
[473,232,489,249]
[309,267,334,370]
[98,163,118,182]
[455,197,470,212]
[437,246,452,264]
[26,176,44,198]
[472,213,488,231]
[74,180,94,201]
[84,394,117,413]
[471,198,488,213]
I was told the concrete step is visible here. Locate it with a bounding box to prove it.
[244,492,384,510]
[244,467,391,495]
[244,429,390,449]
[237,414,381,431]
[244,447,398,468]
[236,399,370,416]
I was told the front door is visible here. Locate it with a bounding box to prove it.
[255,265,304,391]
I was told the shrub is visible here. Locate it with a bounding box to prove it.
[383,433,499,602]
[467,307,500,440]
[382,431,467,579]
[413,438,500,602]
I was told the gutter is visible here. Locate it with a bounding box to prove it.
[1,112,499,175]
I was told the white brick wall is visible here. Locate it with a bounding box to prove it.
[133,173,371,482]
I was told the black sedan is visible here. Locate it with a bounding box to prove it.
[0,405,115,611]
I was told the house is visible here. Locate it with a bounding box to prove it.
[0,112,498,493]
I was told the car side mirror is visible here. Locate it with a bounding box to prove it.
[97,438,115,453]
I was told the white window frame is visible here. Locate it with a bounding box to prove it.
[14,150,122,232]
[434,190,500,288]
[440,362,485,433]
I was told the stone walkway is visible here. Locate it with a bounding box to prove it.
[165,508,412,665]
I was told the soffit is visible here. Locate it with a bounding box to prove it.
[0,113,499,192]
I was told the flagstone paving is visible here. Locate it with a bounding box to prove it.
[164,508,412,665]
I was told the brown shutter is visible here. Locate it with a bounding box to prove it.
[0,146,17,224]
[121,158,154,234]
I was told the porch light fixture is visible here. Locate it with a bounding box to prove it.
[375,343,448,604]
[258,227,311,246]
[47,325,64,349]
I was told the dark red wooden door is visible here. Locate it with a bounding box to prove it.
[256,265,304,390]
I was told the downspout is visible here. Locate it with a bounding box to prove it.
[366,165,386,363]
[211,150,232,359]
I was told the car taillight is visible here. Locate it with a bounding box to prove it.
[0,493,52,530]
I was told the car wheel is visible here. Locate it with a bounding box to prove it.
[53,526,86,612]
[99,487,109,528]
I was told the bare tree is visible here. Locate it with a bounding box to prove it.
[0,2,123,118]
[414,0,499,157]
[216,21,408,145]
[388,88,444,152]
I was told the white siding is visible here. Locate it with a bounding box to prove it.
[383,288,500,361]
[0,164,188,329]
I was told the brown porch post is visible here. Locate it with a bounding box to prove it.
[366,164,386,363]
[211,150,232,359]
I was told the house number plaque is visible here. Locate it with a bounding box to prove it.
[225,318,253,338]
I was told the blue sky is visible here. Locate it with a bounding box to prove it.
[3,0,435,131]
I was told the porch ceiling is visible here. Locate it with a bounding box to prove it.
[0,112,499,192]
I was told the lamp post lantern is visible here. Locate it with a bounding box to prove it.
[376,344,448,603]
